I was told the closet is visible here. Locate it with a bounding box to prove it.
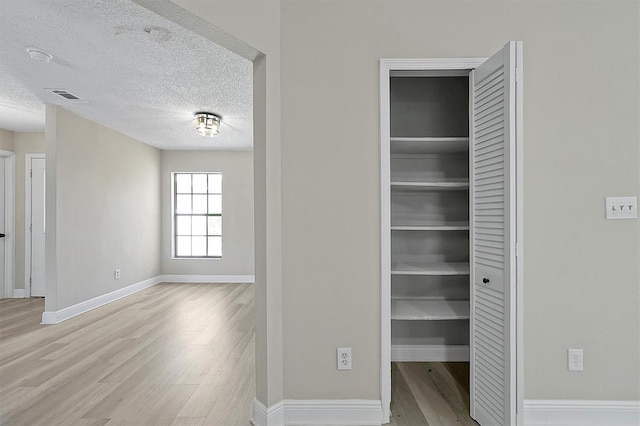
[380,41,524,426]
[389,74,471,362]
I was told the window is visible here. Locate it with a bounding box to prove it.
[173,172,222,258]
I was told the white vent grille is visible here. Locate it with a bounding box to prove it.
[46,89,83,101]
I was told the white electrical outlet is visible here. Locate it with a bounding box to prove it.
[114,269,120,280]
[568,348,583,371]
[605,196,638,220]
[337,347,352,370]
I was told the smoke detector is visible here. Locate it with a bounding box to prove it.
[26,47,53,62]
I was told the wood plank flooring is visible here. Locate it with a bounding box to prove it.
[390,362,478,426]
[0,283,254,426]
[2,284,476,426]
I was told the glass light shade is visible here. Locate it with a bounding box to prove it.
[194,112,221,137]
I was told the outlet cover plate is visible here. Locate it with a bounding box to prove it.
[337,347,352,370]
[606,196,638,220]
[568,348,583,371]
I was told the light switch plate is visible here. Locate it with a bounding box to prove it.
[605,197,637,220]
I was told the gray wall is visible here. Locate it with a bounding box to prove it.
[46,108,162,311]
[176,0,640,404]
[0,129,14,151]
[161,150,254,276]
[279,0,639,401]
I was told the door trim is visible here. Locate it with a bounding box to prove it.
[0,150,15,299]
[515,42,525,426]
[25,153,45,297]
[379,57,524,424]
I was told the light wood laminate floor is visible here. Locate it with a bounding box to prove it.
[1,284,476,426]
[0,283,255,426]
[390,362,478,426]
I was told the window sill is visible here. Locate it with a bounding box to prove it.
[171,257,223,260]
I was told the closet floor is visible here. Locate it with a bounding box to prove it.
[390,362,478,425]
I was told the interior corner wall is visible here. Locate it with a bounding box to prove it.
[46,107,162,312]
[13,132,46,290]
[160,150,254,276]
[279,0,639,402]
[0,128,14,151]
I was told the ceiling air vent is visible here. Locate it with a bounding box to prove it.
[47,89,83,101]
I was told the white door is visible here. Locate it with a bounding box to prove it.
[30,158,46,297]
[470,41,522,425]
[0,157,5,297]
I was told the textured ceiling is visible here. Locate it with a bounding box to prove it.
[0,0,253,150]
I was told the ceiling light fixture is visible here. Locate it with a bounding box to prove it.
[26,47,53,62]
[194,112,221,137]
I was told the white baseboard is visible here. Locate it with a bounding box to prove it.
[524,400,640,425]
[41,275,162,324]
[391,344,469,362]
[38,275,254,325]
[13,289,25,298]
[285,400,384,425]
[160,274,255,283]
[251,399,284,425]
[251,399,384,425]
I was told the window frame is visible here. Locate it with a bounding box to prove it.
[171,172,223,259]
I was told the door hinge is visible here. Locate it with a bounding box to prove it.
[30,169,32,178]
[515,242,519,257]
[515,67,520,84]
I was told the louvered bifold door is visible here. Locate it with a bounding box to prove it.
[470,42,520,426]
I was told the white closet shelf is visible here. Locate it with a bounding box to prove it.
[390,137,469,154]
[391,261,470,276]
[391,179,469,191]
[391,299,470,320]
[391,219,469,231]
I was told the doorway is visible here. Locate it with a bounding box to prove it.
[25,154,45,297]
[0,150,15,300]
[380,42,524,426]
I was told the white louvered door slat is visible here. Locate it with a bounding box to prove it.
[470,42,521,426]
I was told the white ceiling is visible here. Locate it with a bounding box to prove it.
[0,0,253,150]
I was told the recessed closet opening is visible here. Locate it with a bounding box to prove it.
[389,71,473,422]
[382,43,524,426]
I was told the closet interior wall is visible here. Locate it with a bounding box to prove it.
[390,75,471,360]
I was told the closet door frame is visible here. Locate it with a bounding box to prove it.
[379,57,524,424]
